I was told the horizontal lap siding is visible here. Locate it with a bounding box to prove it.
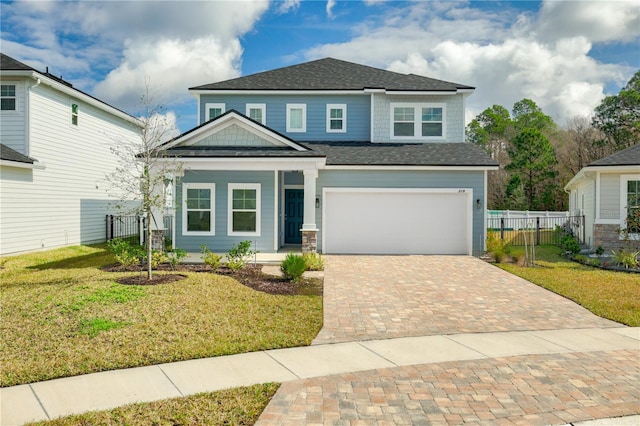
[175,171,275,252]
[0,78,27,153]
[0,84,140,255]
[199,94,370,141]
[316,169,486,255]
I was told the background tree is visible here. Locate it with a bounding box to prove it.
[506,128,558,211]
[592,70,640,151]
[107,83,181,280]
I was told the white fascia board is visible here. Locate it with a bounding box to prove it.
[188,89,367,96]
[323,165,499,171]
[385,89,474,95]
[156,157,326,171]
[12,71,144,127]
[0,160,46,170]
[565,165,640,190]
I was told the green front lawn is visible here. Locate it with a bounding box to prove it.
[497,246,640,327]
[0,245,322,387]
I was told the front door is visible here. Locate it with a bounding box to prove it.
[285,189,304,244]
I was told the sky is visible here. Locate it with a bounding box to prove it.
[1,0,639,134]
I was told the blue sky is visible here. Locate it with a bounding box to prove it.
[2,0,639,134]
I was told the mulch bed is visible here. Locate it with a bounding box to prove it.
[103,263,323,295]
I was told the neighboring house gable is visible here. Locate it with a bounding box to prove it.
[0,53,143,255]
[564,144,640,251]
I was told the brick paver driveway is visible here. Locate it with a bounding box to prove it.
[313,255,619,345]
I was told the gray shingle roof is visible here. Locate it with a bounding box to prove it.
[191,58,474,92]
[1,144,36,164]
[588,144,640,166]
[302,142,498,167]
[0,53,36,71]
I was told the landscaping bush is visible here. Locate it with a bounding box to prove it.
[281,253,307,282]
[302,252,324,271]
[486,231,511,263]
[200,245,221,271]
[611,249,640,269]
[226,241,255,272]
[560,234,581,254]
[166,248,187,270]
[107,239,145,267]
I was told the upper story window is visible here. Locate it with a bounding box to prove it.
[286,104,306,133]
[71,103,79,126]
[183,183,215,235]
[326,104,346,133]
[1,85,16,111]
[246,103,266,125]
[391,103,446,140]
[205,103,225,121]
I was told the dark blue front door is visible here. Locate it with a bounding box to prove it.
[285,189,304,244]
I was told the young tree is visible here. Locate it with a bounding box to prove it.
[506,128,558,210]
[106,83,182,280]
[592,70,640,151]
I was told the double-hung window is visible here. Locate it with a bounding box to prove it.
[326,104,346,133]
[205,103,225,121]
[183,183,215,235]
[391,103,445,140]
[246,103,266,124]
[71,103,79,126]
[286,104,306,132]
[1,85,16,111]
[228,183,260,236]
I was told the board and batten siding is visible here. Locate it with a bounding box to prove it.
[599,173,621,221]
[0,83,140,255]
[199,94,370,141]
[371,93,465,143]
[315,169,486,255]
[175,170,275,253]
[0,78,28,154]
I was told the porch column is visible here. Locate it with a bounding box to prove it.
[301,169,318,253]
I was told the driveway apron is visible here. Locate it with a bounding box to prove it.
[313,255,620,345]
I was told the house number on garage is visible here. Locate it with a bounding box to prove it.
[458,189,466,193]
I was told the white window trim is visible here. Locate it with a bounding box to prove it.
[620,174,640,240]
[286,103,306,133]
[228,183,261,237]
[182,183,216,236]
[205,103,225,121]
[246,103,266,125]
[390,102,446,140]
[326,104,347,133]
[0,83,17,112]
[70,101,79,128]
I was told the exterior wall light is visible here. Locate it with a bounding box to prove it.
[315,197,320,208]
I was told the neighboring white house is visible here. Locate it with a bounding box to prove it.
[564,144,640,252]
[0,53,143,255]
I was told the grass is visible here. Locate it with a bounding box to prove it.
[27,383,279,425]
[497,245,640,327]
[0,245,322,387]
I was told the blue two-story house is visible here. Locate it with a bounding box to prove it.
[157,58,498,255]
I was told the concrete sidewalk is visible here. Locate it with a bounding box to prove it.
[1,327,638,425]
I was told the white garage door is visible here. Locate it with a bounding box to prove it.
[323,188,471,255]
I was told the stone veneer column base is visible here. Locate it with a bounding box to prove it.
[151,230,165,252]
[301,230,318,254]
[593,224,640,252]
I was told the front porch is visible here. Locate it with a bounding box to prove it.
[182,244,304,265]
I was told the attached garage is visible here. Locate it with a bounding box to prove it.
[322,188,472,255]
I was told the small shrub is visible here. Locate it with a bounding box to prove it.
[166,248,187,269]
[107,239,144,267]
[611,249,640,269]
[200,245,221,271]
[486,231,510,263]
[281,253,307,282]
[149,250,168,269]
[560,234,581,254]
[226,241,255,271]
[302,253,324,271]
[595,246,605,256]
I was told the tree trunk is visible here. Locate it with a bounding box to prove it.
[146,208,152,280]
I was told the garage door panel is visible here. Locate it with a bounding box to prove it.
[324,190,469,255]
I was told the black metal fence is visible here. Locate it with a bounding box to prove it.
[488,215,585,246]
[106,215,173,246]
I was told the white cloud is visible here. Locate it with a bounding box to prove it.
[326,0,336,19]
[277,0,301,14]
[303,0,637,126]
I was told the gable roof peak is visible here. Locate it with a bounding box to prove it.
[190,57,474,92]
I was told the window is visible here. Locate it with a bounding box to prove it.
[205,103,225,121]
[286,104,306,132]
[1,85,16,111]
[228,183,260,236]
[182,183,215,235]
[246,103,266,124]
[391,103,445,139]
[326,104,346,133]
[71,103,79,126]
[625,179,640,234]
